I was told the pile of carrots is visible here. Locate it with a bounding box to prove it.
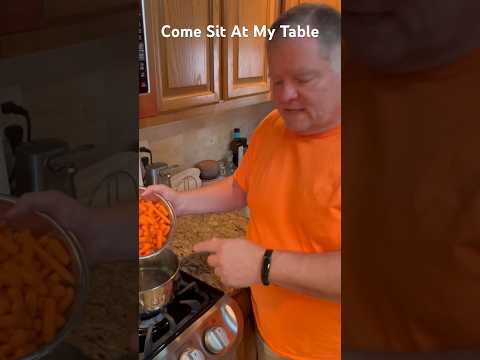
[139,198,171,257]
[0,225,75,360]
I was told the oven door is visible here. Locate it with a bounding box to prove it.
[158,296,244,360]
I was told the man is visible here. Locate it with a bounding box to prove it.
[342,0,480,359]
[143,5,341,359]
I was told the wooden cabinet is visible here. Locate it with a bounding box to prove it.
[0,1,44,35]
[282,0,299,11]
[141,0,221,116]
[222,0,276,99]
[44,0,136,21]
[0,0,137,58]
[140,0,277,124]
[282,0,340,12]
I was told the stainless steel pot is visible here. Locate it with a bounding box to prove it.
[139,247,180,314]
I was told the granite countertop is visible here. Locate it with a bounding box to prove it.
[65,211,248,360]
[172,211,248,293]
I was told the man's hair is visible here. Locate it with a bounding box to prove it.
[268,4,341,72]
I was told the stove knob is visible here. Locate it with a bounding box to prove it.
[179,348,205,360]
[204,326,230,354]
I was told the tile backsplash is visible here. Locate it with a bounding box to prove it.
[0,31,138,201]
[0,31,138,164]
[140,102,274,168]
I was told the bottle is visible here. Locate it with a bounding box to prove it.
[229,128,243,168]
[223,150,235,175]
[238,138,248,164]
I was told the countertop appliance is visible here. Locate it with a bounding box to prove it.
[170,168,202,192]
[14,138,69,196]
[139,271,244,360]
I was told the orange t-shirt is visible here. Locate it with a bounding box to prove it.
[342,49,480,351]
[234,110,341,360]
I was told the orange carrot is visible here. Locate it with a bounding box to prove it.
[32,243,75,285]
[45,237,71,266]
[138,199,171,257]
[0,224,76,359]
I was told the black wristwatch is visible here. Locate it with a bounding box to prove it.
[261,249,274,286]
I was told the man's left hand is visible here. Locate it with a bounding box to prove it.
[193,238,264,288]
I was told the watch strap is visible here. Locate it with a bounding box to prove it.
[261,249,274,286]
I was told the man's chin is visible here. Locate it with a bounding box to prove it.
[282,114,311,134]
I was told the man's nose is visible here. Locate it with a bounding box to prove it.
[276,82,299,103]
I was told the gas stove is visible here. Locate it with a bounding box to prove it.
[139,271,244,360]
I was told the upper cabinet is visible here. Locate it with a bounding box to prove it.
[222,0,276,99]
[140,0,278,124]
[0,1,44,35]
[0,0,137,58]
[43,0,136,20]
[282,0,341,12]
[141,0,221,116]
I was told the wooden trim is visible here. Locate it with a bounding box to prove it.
[45,3,138,27]
[139,0,159,118]
[0,1,44,36]
[140,92,272,128]
[0,8,137,59]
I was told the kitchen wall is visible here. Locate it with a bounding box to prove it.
[0,31,138,204]
[0,30,138,164]
[139,102,275,168]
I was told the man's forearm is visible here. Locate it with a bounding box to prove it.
[178,176,247,215]
[74,203,137,264]
[269,250,341,302]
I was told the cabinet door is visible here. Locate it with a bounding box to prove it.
[283,0,340,12]
[222,0,277,99]
[282,0,299,11]
[145,0,221,114]
[0,0,43,35]
[44,0,136,21]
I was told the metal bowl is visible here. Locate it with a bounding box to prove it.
[138,187,176,260]
[0,195,89,360]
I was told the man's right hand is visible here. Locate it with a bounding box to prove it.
[141,185,185,215]
[3,190,99,265]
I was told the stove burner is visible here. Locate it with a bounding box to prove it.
[139,271,223,359]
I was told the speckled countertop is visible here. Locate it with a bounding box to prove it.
[172,211,248,293]
[65,211,248,360]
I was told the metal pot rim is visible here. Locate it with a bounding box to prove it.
[139,248,180,294]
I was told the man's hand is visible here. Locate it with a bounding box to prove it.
[3,191,98,264]
[193,238,265,288]
[4,190,88,228]
[142,184,184,215]
[3,190,138,265]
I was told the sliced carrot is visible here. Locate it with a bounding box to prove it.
[58,287,74,313]
[138,199,171,257]
[45,237,71,266]
[32,243,75,285]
